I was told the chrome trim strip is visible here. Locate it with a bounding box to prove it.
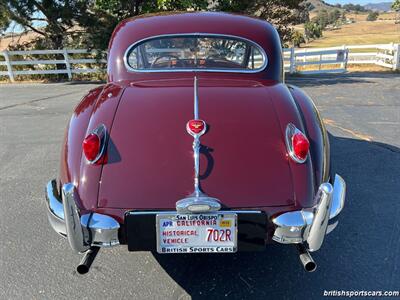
[123,33,268,74]
[194,76,199,119]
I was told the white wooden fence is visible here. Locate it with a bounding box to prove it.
[0,43,399,81]
[0,49,106,82]
[283,43,400,74]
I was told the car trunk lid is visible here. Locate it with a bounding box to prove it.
[98,78,294,209]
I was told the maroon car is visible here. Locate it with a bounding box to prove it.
[45,12,346,274]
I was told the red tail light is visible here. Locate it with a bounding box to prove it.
[83,133,101,162]
[292,132,309,161]
[285,123,309,163]
[82,124,107,164]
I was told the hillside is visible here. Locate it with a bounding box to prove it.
[0,31,41,51]
[305,0,337,12]
[364,2,394,12]
[307,0,395,13]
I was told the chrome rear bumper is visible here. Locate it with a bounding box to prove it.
[272,174,346,251]
[45,180,120,253]
[46,175,345,253]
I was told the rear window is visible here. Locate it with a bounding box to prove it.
[125,34,267,72]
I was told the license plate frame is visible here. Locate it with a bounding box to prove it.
[156,213,238,254]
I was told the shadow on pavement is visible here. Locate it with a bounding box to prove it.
[153,134,400,299]
[287,71,400,88]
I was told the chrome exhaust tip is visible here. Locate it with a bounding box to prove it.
[297,244,317,272]
[77,247,100,275]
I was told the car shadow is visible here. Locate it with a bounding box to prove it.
[152,134,400,299]
[286,71,400,88]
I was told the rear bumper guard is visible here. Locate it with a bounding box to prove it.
[272,174,346,251]
[45,180,120,253]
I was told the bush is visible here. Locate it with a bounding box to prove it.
[328,9,341,24]
[366,11,379,21]
[304,22,323,40]
[292,31,305,47]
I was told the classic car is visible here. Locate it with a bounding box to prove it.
[45,12,346,274]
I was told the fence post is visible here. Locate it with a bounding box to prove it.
[289,47,296,74]
[393,44,400,71]
[63,48,72,80]
[340,45,346,69]
[319,53,322,70]
[3,50,15,82]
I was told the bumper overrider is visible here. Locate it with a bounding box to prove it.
[45,181,120,252]
[45,174,345,273]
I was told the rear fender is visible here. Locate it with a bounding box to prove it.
[59,83,125,211]
[288,85,330,190]
[268,83,315,208]
[59,86,104,194]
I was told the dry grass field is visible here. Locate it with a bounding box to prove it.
[293,12,400,73]
[302,12,399,48]
[0,31,41,51]
[305,21,400,48]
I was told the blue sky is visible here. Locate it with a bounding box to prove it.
[325,0,393,4]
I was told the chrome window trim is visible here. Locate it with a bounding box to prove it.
[123,33,268,74]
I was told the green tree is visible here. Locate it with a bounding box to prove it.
[1,0,308,50]
[1,0,101,49]
[0,0,209,50]
[292,31,305,47]
[0,1,10,34]
[392,0,400,11]
[366,11,379,21]
[217,0,306,45]
[293,1,311,25]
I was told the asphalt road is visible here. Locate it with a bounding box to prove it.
[0,73,399,299]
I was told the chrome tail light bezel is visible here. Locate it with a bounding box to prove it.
[285,123,309,164]
[84,124,107,164]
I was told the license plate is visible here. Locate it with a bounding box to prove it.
[156,213,237,254]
